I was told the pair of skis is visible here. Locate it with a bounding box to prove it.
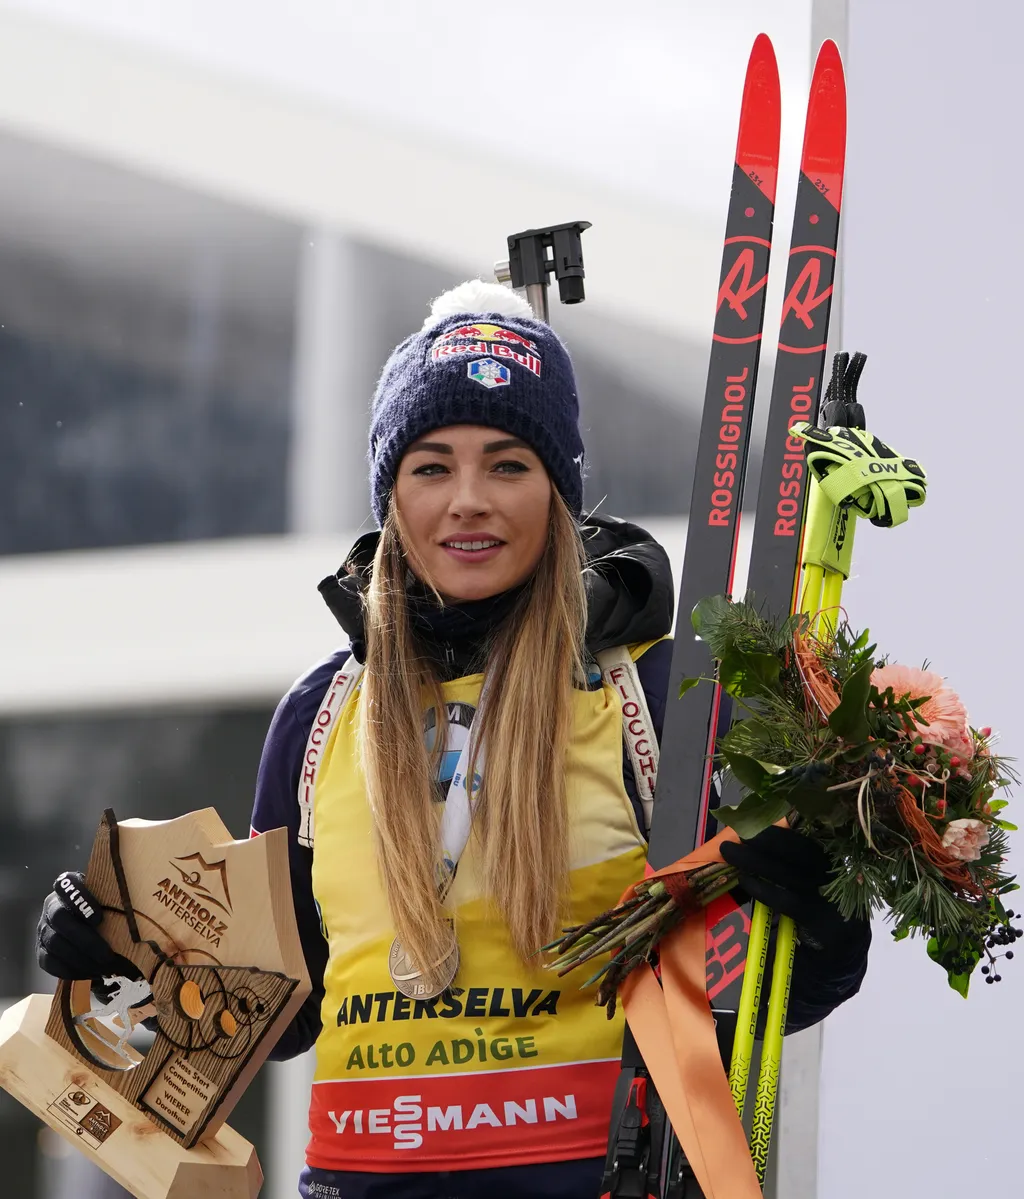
[602,34,847,1197]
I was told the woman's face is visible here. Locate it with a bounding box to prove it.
[393,424,553,602]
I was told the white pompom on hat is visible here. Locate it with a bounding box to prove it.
[421,279,534,329]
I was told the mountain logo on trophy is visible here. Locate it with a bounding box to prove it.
[168,853,233,916]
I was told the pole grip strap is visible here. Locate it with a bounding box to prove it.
[791,422,927,530]
[801,477,855,577]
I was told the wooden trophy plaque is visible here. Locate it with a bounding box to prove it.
[0,808,311,1199]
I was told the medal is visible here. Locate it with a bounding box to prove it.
[388,936,460,1000]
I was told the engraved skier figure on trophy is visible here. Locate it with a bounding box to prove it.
[73,975,153,1062]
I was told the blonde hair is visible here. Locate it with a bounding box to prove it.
[358,493,587,972]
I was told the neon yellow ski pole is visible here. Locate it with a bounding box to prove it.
[749,907,797,1180]
[737,370,927,1179]
[727,468,843,1126]
[745,476,852,1179]
[819,561,845,636]
[728,897,772,1115]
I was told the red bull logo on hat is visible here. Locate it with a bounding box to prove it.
[431,324,542,378]
[444,324,539,353]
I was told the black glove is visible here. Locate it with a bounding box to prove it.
[720,825,868,957]
[36,871,141,985]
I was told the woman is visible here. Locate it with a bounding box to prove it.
[37,281,870,1198]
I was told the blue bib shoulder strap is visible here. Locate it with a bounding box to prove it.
[296,659,365,848]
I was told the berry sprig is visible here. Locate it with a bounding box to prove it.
[980,908,1022,984]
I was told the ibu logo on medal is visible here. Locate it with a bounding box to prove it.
[388,936,460,1000]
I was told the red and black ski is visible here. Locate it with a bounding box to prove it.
[602,39,848,1199]
[744,38,847,624]
[601,34,780,1199]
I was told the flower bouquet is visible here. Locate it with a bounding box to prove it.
[546,596,1018,1008]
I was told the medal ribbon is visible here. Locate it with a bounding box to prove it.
[387,692,488,995]
[434,693,487,897]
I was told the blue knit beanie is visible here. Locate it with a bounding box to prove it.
[368,280,585,525]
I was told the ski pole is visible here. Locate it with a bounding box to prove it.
[819,566,845,636]
[727,442,854,1139]
[742,352,928,1181]
[728,896,771,1114]
[748,913,796,1180]
[748,475,850,1183]
[742,354,867,1178]
[798,561,826,621]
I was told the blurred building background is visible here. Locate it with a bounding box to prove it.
[1,2,1019,1198]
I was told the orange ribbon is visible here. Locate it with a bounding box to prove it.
[620,825,763,1199]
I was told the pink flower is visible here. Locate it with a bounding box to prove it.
[940,818,990,862]
[871,664,972,757]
